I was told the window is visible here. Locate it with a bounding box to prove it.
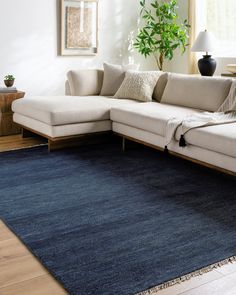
[196,0,236,57]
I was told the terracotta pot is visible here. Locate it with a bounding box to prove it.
[4,80,14,87]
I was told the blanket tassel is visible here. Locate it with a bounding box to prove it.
[164,146,169,154]
[179,135,186,147]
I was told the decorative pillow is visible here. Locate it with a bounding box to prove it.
[100,62,138,96]
[114,71,161,102]
[152,72,169,102]
[67,70,104,96]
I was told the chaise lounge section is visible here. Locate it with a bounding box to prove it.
[12,69,236,174]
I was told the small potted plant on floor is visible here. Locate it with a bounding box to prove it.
[4,75,15,87]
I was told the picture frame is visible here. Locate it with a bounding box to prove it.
[61,0,98,56]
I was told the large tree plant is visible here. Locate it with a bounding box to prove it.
[134,0,190,70]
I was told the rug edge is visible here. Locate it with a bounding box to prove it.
[3,214,236,295]
[137,256,236,294]
[0,218,70,294]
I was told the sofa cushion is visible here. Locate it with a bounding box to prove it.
[153,72,168,102]
[175,123,236,158]
[12,96,139,126]
[67,70,104,96]
[13,113,112,138]
[114,71,161,102]
[100,63,137,96]
[161,73,232,112]
[111,102,202,137]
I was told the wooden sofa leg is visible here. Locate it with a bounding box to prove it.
[48,139,55,152]
[164,145,169,155]
[48,140,51,152]
[47,139,68,152]
[22,128,37,138]
[122,137,126,152]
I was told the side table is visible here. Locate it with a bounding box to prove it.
[0,91,25,136]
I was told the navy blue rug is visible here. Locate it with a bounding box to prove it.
[0,143,236,295]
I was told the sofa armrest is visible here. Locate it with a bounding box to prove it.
[67,69,104,96]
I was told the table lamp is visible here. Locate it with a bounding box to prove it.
[191,30,217,76]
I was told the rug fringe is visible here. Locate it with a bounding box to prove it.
[137,256,236,294]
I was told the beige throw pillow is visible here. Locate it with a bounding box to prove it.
[152,72,169,102]
[100,63,138,96]
[114,71,161,102]
[67,70,104,96]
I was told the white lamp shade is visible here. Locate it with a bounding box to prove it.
[191,30,216,53]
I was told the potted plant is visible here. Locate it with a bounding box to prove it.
[134,0,190,71]
[4,75,15,87]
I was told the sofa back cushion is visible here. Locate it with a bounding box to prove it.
[161,73,232,111]
[152,72,168,102]
[67,70,104,96]
[100,62,138,96]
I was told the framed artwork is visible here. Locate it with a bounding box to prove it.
[61,0,98,55]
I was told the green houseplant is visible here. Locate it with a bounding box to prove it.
[4,74,15,87]
[134,0,190,70]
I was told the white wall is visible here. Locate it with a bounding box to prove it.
[1,0,234,96]
[0,0,155,96]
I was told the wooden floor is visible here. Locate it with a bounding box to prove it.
[0,220,68,295]
[0,134,46,153]
[1,135,236,295]
[0,135,68,294]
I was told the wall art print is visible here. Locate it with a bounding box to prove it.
[61,0,98,55]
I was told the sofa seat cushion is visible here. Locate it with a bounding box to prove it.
[175,123,236,157]
[12,95,139,126]
[111,102,202,137]
[13,113,112,138]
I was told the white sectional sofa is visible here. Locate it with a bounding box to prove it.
[12,69,236,174]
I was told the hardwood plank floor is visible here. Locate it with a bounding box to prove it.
[0,274,67,295]
[0,135,67,294]
[0,221,68,295]
[0,134,46,152]
[1,135,236,294]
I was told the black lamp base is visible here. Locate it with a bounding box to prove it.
[198,55,217,76]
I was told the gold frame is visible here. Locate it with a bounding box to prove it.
[61,0,98,56]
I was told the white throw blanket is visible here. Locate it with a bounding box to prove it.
[218,80,236,112]
[165,80,236,147]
